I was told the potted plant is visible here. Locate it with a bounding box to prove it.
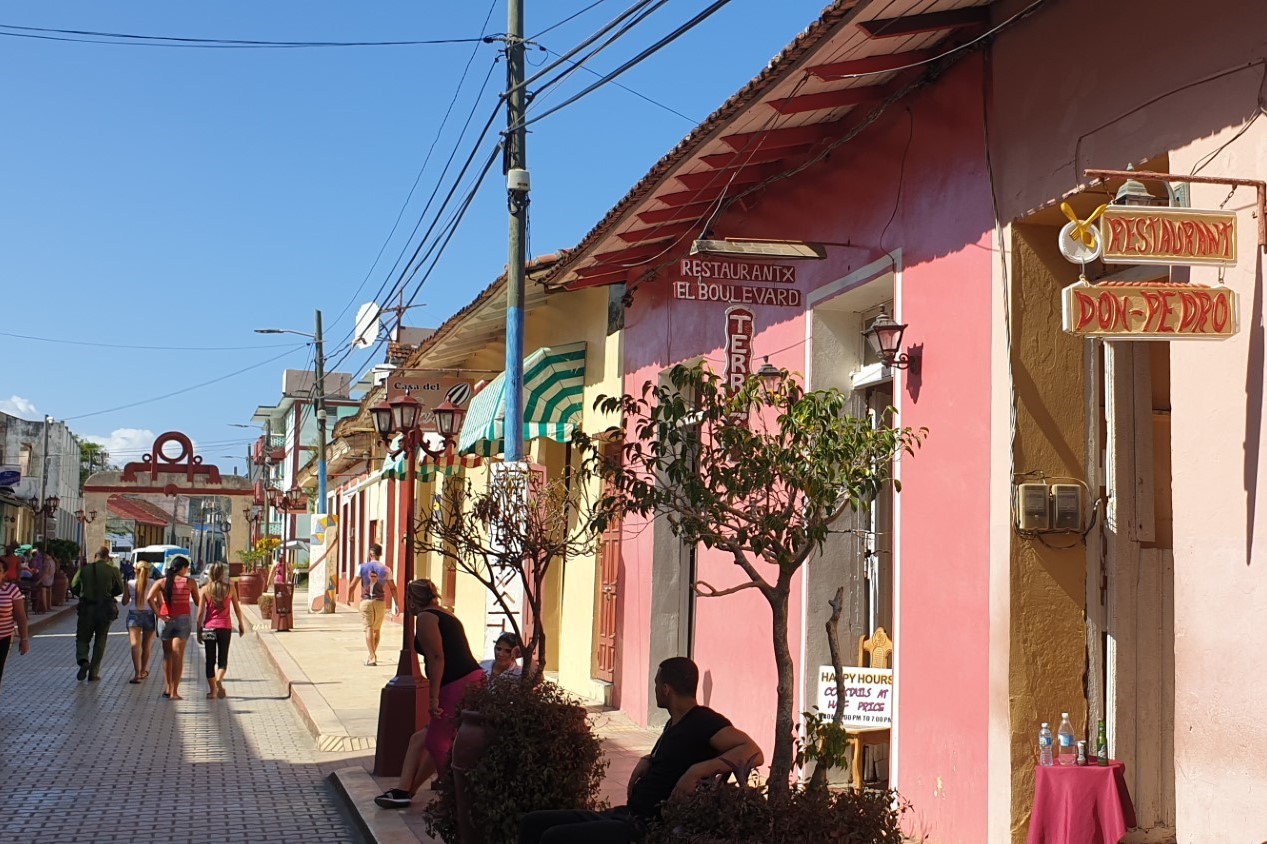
[44,539,79,606]
[424,677,607,844]
[235,537,280,604]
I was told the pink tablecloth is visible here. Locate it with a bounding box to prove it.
[1027,761,1137,844]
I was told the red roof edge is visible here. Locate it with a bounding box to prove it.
[540,0,863,289]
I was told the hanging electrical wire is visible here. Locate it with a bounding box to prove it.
[0,21,487,49]
[326,0,502,335]
[64,346,305,421]
[0,331,305,353]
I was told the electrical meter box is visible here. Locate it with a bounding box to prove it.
[1015,483,1051,531]
[1051,484,1083,531]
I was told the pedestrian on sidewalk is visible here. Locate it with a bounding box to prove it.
[518,657,764,844]
[347,543,396,666]
[2,543,21,583]
[0,575,31,693]
[269,556,294,632]
[196,562,246,699]
[147,555,200,700]
[69,546,125,682]
[123,558,157,683]
[37,546,56,614]
[374,578,482,810]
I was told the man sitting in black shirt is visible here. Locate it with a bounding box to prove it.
[519,657,763,844]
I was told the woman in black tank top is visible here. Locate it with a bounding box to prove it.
[374,578,485,810]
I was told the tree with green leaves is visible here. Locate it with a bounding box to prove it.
[79,441,111,487]
[576,362,925,798]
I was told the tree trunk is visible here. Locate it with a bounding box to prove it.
[808,586,846,791]
[767,580,796,800]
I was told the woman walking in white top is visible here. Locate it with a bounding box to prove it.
[123,560,157,684]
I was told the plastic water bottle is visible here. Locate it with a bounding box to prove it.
[1038,723,1054,767]
[1057,712,1076,766]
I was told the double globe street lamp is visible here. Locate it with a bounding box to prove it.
[369,389,466,776]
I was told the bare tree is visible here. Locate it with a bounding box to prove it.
[413,461,614,681]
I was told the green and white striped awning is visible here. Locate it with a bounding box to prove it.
[457,341,587,458]
[380,434,483,482]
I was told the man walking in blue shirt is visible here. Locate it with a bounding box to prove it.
[347,543,396,666]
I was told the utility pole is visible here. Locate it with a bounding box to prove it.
[313,308,329,511]
[503,0,529,464]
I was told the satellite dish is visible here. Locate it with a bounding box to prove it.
[353,302,382,349]
[1058,220,1103,265]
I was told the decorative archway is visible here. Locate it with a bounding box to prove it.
[82,432,255,562]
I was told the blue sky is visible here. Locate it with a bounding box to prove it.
[0,0,827,473]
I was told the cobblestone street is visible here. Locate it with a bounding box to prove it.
[0,608,365,844]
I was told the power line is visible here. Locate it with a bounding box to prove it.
[528,0,615,41]
[331,0,668,358]
[329,57,503,352]
[324,144,502,377]
[519,0,737,130]
[0,330,306,352]
[527,0,670,106]
[327,0,502,335]
[64,346,304,421]
[0,21,486,49]
[537,44,694,122]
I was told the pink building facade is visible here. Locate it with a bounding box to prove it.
[543,1,1267,841]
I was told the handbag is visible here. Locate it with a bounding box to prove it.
[200,628,218,643]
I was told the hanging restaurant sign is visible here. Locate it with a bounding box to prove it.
[672,257,802,307]
[386,371,476,432]
[723,307,755,393]
[1061,281,1238,340]
[1099,206,1237,267]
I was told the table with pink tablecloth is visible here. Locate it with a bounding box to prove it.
[1027,761,1137,844]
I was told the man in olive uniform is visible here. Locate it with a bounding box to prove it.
[70,547,125,681]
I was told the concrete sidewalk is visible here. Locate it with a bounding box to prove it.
[247,588,659,844]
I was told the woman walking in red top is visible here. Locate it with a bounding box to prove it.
[0,576,31,693]
[146,556,200,700]
[196,562,246,699]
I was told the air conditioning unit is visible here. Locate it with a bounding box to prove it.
[1051,484,1083,531]
[1015,483,1051,531]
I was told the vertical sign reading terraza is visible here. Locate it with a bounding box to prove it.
[724,307,754,393]
[672,258,802,307]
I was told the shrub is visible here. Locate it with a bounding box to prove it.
[424,678,607,844]
[647,783,908,844]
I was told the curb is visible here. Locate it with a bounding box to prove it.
[28,600,79,634]
[330,767,431,844]
[244,605,378,753]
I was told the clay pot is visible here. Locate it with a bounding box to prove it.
[451,711,491,844]
[236,571,262,604]
[52,570,69,606]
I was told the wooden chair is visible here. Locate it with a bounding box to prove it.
[847,627,892,790]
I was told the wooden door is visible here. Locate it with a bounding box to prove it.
[593,485,621,683]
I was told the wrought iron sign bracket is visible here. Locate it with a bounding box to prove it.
[1085,168,1267,251]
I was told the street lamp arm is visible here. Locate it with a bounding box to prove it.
[254,328,317,339]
